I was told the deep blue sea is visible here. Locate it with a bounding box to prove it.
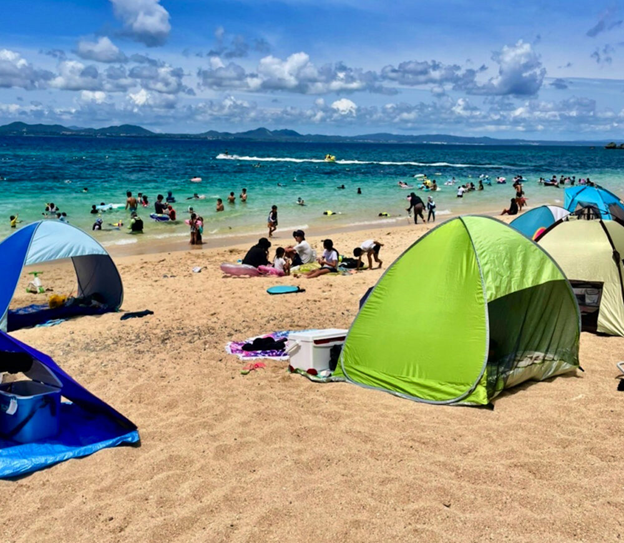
[1,136,623,248]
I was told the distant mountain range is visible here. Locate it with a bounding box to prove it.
[0,121,611,146]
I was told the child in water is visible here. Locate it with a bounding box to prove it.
[10,215,18,228]
[228,192,236,204]
[267,205,278,237]
[216,198,224,212]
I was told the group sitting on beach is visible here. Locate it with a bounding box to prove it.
[237,229,385,280]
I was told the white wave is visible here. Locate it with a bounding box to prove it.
[436,209,452,216]
[103,238,138,246]
[216,153,509,169]
[343,218,402,227]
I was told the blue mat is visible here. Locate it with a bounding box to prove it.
[0,332,139,479]
[0,403,139,478]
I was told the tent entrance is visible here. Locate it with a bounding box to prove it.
[570,280,603,332]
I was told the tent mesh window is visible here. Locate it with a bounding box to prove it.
[486,280,579,397]
[570,280,603,333]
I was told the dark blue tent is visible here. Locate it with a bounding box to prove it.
[0,332,138,478]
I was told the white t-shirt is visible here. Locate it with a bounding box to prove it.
[360,239,376,252]
[457,186,465,196]
[322,249,339,267]
[273,256,286,272]
[294,240,316,264]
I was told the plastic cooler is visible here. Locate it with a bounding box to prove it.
[286,329,348,373]
[0,380,61,443]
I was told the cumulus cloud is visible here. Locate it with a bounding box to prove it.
[331,98,357,115]
[464,40,545,96]
[380,59,478,87]
[198,52,392,94]
[109,0,171,47]
[587,7,622,37]
[128,88,177,109]
[78,90,107,104]
[76,37,127,63]
[49,61,102,91]
[0,49,53,90]
[128,64,188,94]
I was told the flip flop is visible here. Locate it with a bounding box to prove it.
[241,362,267,375]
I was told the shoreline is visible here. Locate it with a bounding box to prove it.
[104,203,506,259]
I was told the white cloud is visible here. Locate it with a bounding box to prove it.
[109,0,171,47]
[49,61,102,91]
[76,37,127,63]
[331,98,357,115]
[198,52,391,94]
[79,90,107,104]
[466,40,545,96]
[0,49,53,89]
[128,88,176,109]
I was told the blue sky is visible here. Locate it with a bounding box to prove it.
[1,0,624,138]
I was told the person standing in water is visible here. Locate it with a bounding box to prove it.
[240,188,247,202]
[125,191,138,213]
[406,193,426,224]
[426,196,436,222]
[267,205,278,237]
[228,192,236,204]
[216,198,224,212]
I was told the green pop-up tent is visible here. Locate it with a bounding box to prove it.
[334,216,580,406]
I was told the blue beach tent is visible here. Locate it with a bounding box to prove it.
[564,186,624,220]
[0,331,139,478]
[0,221,123,332]
[510,205,570,240]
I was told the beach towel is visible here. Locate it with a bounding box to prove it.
[226,331,291,360]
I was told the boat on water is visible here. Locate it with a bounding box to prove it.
[324,154,336,163]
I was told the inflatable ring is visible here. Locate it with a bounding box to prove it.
[220,263,261,276]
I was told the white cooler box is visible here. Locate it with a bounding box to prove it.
[286,329,348,373]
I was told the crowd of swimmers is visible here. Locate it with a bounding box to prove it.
[240,229,384,279]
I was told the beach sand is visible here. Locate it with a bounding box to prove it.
[1,219,623,542]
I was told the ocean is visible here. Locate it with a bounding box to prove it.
[1,136,623,249]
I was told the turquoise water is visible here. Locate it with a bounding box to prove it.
[1,136,623,248]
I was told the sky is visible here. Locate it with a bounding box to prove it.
[1,0,624,138]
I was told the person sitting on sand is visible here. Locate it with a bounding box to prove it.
[501,198,519,216]
[216,198,224,212]
[273,247,290,276]
[240,188,247,202]
[242,238,271,268]
[228,192,236,204]
[155,194,167,214]
[285,230,316,267]
[296,239,339,279]
[129,212,143,233]
[354,240,384,270]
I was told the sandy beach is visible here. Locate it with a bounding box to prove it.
[1,218,623,543]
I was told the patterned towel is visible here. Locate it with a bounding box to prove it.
[226,331,291,360]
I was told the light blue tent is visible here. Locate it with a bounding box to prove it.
[0,331,139,478]
[0,221,123,332]
[510,205,569,240]
[564,186,624,220]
